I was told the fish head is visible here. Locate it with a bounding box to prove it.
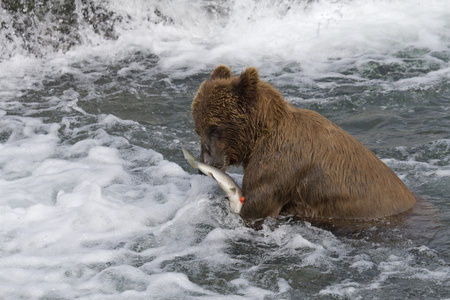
[227,191,244,214]
[224,187,243,214]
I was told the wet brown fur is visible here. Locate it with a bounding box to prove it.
[192,65,416,229]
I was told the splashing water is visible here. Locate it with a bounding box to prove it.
[0,0,449,298]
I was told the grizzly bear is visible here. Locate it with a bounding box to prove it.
[191,65,416,229]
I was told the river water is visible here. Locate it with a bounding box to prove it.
[0,0,449,299]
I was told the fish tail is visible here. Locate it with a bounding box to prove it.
[182,147,199,169]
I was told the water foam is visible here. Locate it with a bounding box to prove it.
[2,0,448,84]
[0,0,449,298]
[0,108,203,296]
[118,0,449,81]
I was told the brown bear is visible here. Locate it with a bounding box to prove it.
[191,65,416,229]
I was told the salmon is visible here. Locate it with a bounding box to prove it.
[182,147,244,213]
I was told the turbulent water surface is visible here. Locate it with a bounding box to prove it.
[0,0,449,299]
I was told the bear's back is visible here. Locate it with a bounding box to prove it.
[283,108,416,220]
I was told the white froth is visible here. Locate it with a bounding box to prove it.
[287,233,318,249]
[0,0,449,298]
[0,0,448,92]
[0,109,202,297]
[144,272,215,297]
[319,281,359,298]
[100,114,138,127]
[118,0,449,80]
[146,160,186,179]
[350,257,375,273]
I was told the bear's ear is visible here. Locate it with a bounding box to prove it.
[235,67,259,95]
[210,65,232,80]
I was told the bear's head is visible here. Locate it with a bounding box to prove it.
[191,65,260,171]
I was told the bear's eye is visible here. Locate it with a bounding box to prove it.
[208,126,220,138]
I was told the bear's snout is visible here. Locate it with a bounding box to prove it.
[200,148,227,172]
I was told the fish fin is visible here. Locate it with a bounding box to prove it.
[208,172,215,179]
[230,187,236,193]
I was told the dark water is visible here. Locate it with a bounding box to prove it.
[0,0,449,299]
